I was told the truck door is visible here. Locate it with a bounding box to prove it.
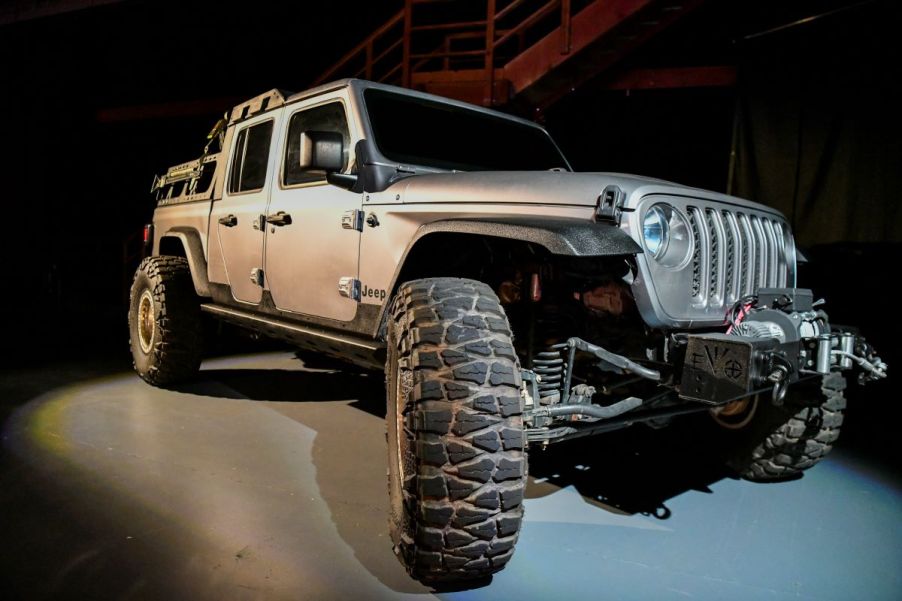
[263,99,361,322]
[210,114,279,305]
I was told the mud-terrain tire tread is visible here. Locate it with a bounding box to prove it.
[386,278,526,583]
[128,256,203,386]
[737,373,846,481]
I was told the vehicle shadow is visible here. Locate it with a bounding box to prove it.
[178,367,385,407]
[176,362,427,593]
[525,419,736,520]
[178,361,738,591]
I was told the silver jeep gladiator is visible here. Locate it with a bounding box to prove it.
[129,79,887,583]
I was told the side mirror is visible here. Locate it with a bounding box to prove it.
[298,130,345,172]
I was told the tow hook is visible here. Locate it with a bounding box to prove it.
[767,364,790,405]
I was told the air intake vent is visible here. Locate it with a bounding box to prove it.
[687,207,702,298]
[681,206,788,310]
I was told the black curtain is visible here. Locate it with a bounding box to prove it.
[730,1,902,248]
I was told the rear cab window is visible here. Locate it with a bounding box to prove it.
[228,120,274,193]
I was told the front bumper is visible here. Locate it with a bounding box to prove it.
[678,288,887,405]
[680,333,785,404]
[522,287,887,444]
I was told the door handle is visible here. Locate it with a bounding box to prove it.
[265,211,292,226]
[218,214,238,227]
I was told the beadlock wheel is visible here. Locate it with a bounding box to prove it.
[710,395,758,430]
[137,289,156,354]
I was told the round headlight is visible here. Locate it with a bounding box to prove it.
[782,224,798,287]
[642,203,692,268]
[642,205,669,258]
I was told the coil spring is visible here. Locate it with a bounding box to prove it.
[533,342,568,404]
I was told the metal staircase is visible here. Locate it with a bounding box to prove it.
[314,0,706,110]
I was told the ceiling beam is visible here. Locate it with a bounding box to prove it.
[0,0,126,26]
[604,66,737,91]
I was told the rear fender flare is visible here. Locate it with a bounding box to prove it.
[159,228,211,297]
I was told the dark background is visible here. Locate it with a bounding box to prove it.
[0,0,898,452]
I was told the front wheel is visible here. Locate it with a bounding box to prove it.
[715,373,847,480]
[386,278,527,583]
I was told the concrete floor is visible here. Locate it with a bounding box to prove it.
[2,351,900,600]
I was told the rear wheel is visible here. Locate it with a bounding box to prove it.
[715,373,846,480]
[128,256,203,386]
[386,278,527,582]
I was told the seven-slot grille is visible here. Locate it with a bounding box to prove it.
[685,207,789,309]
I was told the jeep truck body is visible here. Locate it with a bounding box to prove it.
[130,79,886,582]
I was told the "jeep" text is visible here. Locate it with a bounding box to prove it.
[362,284,387,302]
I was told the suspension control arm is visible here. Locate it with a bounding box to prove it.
[530,396,644,421]
[568,337,661,381]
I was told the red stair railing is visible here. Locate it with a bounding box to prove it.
[313,0,582,106]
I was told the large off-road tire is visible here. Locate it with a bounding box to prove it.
[128,256,203,386]
[717,373,847,481]
[386,278,527,583]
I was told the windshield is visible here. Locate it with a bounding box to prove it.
[364,88,569,172]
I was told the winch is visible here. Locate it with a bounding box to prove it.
[679,288,887,405]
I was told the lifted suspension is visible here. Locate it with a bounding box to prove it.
[527,402,710,444]
[522,336,663,439]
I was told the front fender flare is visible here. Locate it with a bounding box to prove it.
[374,216,641,338]
[412,216,642,257]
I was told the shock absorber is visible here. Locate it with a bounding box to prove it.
[533,342,568,404]
[529,300,571,405]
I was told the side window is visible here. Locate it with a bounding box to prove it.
[228,129,246,193]
[284,102,350,186]
[228,120,274,193]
